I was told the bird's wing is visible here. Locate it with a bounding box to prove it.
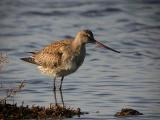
[33,39,73,68]
[34,52,62,68]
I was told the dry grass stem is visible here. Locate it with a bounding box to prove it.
[0,80,25,103]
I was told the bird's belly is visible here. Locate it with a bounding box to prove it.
[37,61,80,77]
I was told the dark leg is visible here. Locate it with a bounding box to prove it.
[53,77,56,91]
[54,89,58,106]
[53,77,57,105]
[59,76,64,90]
[60,89,64,108]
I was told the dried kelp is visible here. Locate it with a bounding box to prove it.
[0,102,87,119]
[115,108,143,117]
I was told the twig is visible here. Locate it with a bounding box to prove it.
[0,80,25,103]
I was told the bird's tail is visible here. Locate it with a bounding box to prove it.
[21,57,37,64]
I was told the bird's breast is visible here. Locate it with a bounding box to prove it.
[65,45,86,72]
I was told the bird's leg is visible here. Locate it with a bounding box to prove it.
[53,89,58,106]
[59,76,64,90]
[53,77,58,106]
[60,89,64,108]
[53,77,56,91]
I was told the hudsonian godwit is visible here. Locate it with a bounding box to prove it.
[21,29,120,90]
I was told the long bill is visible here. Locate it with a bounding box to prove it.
[95,40,120,53]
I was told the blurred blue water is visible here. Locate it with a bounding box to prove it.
[0,0,160,119]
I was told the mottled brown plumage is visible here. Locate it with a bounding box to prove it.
[34,39,85,77]
[21,29,120,90]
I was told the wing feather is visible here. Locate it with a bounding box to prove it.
[33,39,73,68]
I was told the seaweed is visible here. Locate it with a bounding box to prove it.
[115,108,143,117]
[0,102,87,119]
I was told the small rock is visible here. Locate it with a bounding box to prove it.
[115,108,143,117]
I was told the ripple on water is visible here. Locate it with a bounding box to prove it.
[123,22,147,33]
[21,10,70,17]
[80,7,123,17]
[0,32,31,37]
[0,0,160,120]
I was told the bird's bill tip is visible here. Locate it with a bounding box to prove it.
[95,40,120,53]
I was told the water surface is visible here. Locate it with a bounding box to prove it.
[0,0,160,119]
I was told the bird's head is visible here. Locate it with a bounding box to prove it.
[75,29,120,53]
[76,29,96,44]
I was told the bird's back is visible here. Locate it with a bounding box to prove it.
[40,39,73,54]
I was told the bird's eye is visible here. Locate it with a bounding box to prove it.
[88,35,92,40]
[85,34,90,38]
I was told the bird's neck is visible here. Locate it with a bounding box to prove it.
[71,38,85,52]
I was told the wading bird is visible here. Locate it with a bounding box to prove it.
[21,30,120,91]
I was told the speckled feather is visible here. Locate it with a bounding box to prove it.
[21,30,120,90]
[21,30,101,77]
[34,39,73,68]
[25,38,86,77]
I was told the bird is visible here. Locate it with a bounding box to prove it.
[21,29,120,90]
